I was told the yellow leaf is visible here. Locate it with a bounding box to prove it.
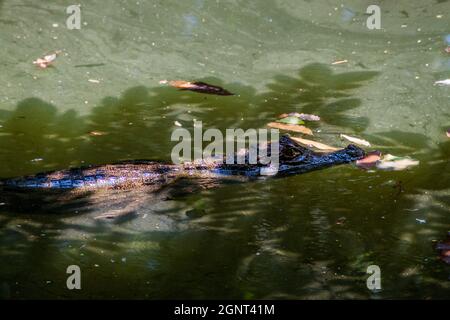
[267,122,313,135]
[290,137,341,151]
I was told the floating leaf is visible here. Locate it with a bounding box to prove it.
[277,116,304,125]
[278,113,320,121]
[290,137,340,151]
[356,151,382,169]
[160,80,234,96]
[298,113,321,121]
[88,131,107,136]
[267,122,313,135]
[331,59,348,65]
[33,50,61,69]
[376,154,419,171]
[434,79,450,86]
[340,134,371,147]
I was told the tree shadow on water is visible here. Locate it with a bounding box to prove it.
[259,63,379,132]
[0,63,397,299]
[0,98,84,177]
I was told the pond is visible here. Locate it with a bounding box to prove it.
[0,0,449,299]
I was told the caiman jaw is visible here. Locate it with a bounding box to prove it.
[343,144,366,161]
[273,137,366,176]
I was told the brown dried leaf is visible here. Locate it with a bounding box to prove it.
[160,80,234,96]
[290,137,340,151]
[267,122,313,135]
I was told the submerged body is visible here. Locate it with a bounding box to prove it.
[1,136,365,191]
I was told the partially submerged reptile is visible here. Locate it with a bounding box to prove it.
[1,136,365,191]
[0,135,365,218]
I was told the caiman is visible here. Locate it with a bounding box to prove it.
[0,135,365,218]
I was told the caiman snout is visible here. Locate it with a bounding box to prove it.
[343,144,366,161]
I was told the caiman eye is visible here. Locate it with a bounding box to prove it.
[284,149,298,159]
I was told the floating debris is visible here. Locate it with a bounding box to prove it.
[298,113,321,121]
[276,116,304,125]
[74,63,106,68]
[174,121,182,127]
[340,134,371,147]
[88,79,100,84]
[267,122,313,135]
[444,47,450,54]
[160,80,234,96]
[356,151,382,169]
[278,113,320,121]
[446,129,450,138]
[436,232,450,264]
[88,131,107,136]
[33,50,61,69]
[415,218,426,224]
[31,158,44,162]
[434,79,450,86]
[376,154,419,171]
[290,137,340,151]
[331,59,348,65]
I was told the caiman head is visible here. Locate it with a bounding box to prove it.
[274,135,366,175]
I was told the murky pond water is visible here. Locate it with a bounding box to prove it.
[1,0,450,299]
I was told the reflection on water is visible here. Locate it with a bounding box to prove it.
[0,0,450,299]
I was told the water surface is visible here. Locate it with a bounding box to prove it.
[0,0,450,299]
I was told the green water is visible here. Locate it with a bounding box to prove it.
[0,0,450,299]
